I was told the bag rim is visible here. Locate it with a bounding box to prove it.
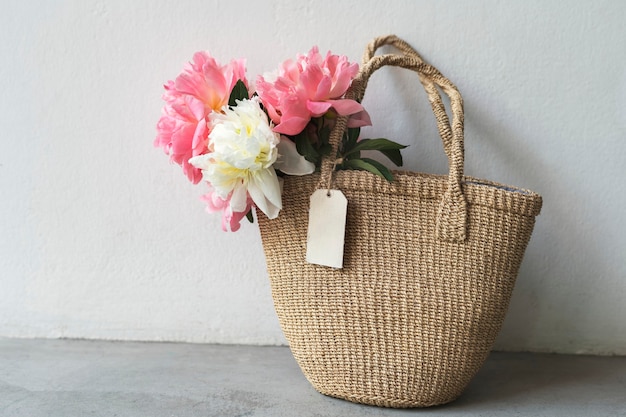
[281,170,543,218]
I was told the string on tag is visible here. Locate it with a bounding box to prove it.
[326,157,343,196]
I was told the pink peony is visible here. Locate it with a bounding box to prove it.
[155,52,248,183]
[201,189,253,232]
[256,47,371,136]
[155,89,208,183]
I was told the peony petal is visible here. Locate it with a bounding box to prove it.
[174,72,206,101]
[327,99,364,116]
[191,119,209,154]
[313,74,332,100]
[328,72,352,98]
[257,170,282,211]
[347,109,373,128]
[225,210,243,232]
[328,60,359,98]
[306,100,333,117]
[186,96,208,121]
[225,205,252,232]
[203,189,253,232]
[188,153,211,170]
[247,169,281,219]
[200,190,226,212]
[170,124,195,153]
[181,158,203,184]
[190,51,213,72]
[227,58,248,90]
[300,62,324,96]
[220,214,232,232]
[229,183,249,213]
[201,64,230,110]
[273,116,310,135]
[264,103,282,125]
[274,137,315,175]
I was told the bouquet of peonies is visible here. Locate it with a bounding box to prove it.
[155,46,406,231]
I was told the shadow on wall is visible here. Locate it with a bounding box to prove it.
[464,97,607,354]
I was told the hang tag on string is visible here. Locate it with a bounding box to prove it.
[306,189,347,269]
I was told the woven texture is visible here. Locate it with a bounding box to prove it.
[257,35,542,408]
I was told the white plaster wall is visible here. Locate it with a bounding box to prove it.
[1,0,624,354]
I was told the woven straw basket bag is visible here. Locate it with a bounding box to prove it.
[257,35,542,408]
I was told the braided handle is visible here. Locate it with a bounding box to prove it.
[318,37,468,242]
[362,35,455,156]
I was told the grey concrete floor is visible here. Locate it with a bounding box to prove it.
[0,338,624,417]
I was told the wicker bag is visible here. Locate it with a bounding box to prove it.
[257,35,542,408]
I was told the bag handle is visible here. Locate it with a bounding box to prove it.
[362,35,455,157]
[362,34,428,63]
[319,37,468,242]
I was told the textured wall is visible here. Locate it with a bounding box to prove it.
[1,0,624,354]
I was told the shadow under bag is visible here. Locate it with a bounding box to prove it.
[258,35,543,408]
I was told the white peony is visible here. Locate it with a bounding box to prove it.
[189,97,282,219]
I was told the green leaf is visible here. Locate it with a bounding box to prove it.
[245,209,254,223]
[361,158,395,181]
[347,127,360,147]
[318,125,331,149]
[228,80,249,107]
[379,148,404,167]
[295,131,320,163]
[318,142,332,157]
[342,138,407,166]
[342,158,394,182]
[344,138,407,154]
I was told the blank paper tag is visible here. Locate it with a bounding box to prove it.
[306,189,347,269]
